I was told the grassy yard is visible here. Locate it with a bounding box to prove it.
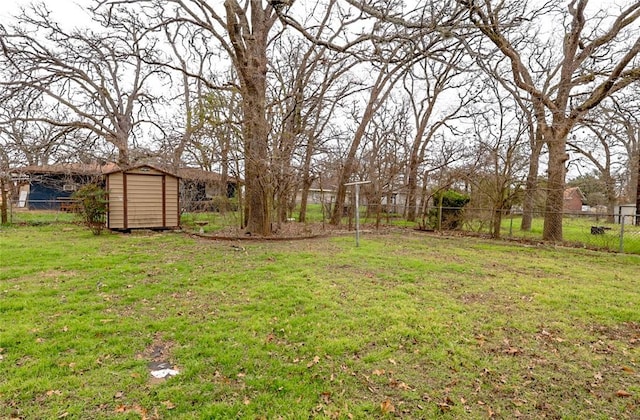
[1,222,639,419]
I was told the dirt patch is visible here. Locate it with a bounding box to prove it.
[137,334,179,383]
[589,322,640,345]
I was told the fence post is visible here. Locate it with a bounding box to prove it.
[508,210,513,237]
[619,215,625,253]
[438,195,443,231]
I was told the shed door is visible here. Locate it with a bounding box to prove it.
[126,174,163,228]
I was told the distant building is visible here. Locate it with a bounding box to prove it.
[10,163,116,210]
[10,163,237,213]
[563,187,586,213]
[615,204,638,225]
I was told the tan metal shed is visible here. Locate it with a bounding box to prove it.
[105,165,180,230]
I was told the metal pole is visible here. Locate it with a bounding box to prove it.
[355,184,360,247]
[344,180,371,247]
[509,211,513,237]
[619,214,625,253]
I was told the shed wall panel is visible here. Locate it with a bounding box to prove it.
[127,175,163,228]
[106,166,180,229]
[107,172,125,229]
[165,177,179,226]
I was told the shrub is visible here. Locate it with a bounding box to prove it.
[428,190,471,230]
[72,184,107,235]
[209,195,239,212]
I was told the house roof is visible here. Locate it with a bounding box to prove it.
[13,163,119,176]
[177,168,241,184]
[103,163,178,177]
[564,187,586,202]
[11,163,240,183]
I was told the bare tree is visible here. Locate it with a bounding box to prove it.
[328,42,419,225]
[267,23,359,224]
[360,97,411,227]
[0,3,166,166]
[402,41,477,222]
[465,77,529,238]
[568,123,624,221]
[458,0,640,241]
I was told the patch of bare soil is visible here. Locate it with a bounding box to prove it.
[589,322,640,345]
[137,334,178,384]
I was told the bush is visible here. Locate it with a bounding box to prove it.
[428,190,471,230]
[72,184,107,235]
[210,195,239,212]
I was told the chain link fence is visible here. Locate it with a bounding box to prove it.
[2,199,80,225]
[4,198,640,254]
[354,204,640,255]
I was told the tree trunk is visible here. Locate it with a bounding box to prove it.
[406,146,420,222]
[1,177,8,225]
[242,82,271,235]
[223,0,275,235]
[116,143,130,167]
[492,207,502,239]
[542,131,568,241]
[298,138,315,223]
[521,129,543,231]
[603,173,617,223]
[635,150,640,225]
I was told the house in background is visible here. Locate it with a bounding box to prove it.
[11,163,117,210]
[10,163,237,214]
[563,187,587,213]
[177,168,239,212]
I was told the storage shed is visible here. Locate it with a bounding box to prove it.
[106,165,180,230]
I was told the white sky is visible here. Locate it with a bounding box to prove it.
[2,0,89,26]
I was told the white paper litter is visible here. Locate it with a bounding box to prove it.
[150,368,179,378]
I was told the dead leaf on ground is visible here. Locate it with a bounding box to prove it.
[389,379,411,390]
[114,404,148,419]
[46,390,62,397]
[616,390,632,398]
[380,399,395,414]
[161,400,175,410]
[372,369,385,376]
[307,355,320,368]
[320,391,332,404]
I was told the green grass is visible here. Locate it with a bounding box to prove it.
[6,210,77,225]
[499,216,640,254]
[1,221,639,419]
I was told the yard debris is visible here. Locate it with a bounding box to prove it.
[307,355,320,368]
[380,399,395,414]
[149,361,179,379]
[161,400,176,410]
[616,390,632,398]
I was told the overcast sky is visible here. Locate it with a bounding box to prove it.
[3,0,89,26]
